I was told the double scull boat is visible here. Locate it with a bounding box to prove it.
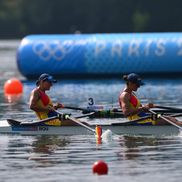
[0,118,180,136]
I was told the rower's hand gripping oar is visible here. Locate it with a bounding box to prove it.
[55,110,113,140]
[149,109,182,130]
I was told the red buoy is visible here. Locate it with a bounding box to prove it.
[92,160,108,175]
[4,78,23,95]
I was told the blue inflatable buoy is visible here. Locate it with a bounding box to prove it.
[17,33,182,78]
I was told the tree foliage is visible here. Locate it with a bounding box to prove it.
[0,0,182,38]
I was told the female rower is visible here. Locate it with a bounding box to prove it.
[29,73,64,125]
[119,73,181,125]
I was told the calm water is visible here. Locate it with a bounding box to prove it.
[1,40,182,182]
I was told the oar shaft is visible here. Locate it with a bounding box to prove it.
[76,112,95,119]
[66,115,95,133]
[170,113,182,117]
[55,110,96,133]
[63,105,182,119]
[155,105,182,111]
[63,106,86,111]
[160,115,182,130]
[149,109,182,130]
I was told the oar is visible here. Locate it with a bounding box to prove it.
[63,105,125,118]
[55,110,97,133]
[63,105,88,111]
[89,110,124,118]
[63,105,182,117]
[55,110,112,139]
[64,105,122,113]
[154,105,182,112]
[22,112,95,125]
[149,109,182,130]
[72,112,95,119]
[170,113,182,117]
[111,107,182,114]
[7,112,95,126]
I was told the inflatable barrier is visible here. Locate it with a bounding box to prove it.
[17,33,182,79]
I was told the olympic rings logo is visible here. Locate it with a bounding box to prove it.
[32,40,74,61]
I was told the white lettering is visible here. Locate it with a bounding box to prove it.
[144,40,153,56]
[177,39,182,56]
[128,40,140,56]
[95,40,106,56]
[155,40,165,56]
[111,40,122,57]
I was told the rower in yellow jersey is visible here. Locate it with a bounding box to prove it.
[119,73,182,125]
[29,73,64,126]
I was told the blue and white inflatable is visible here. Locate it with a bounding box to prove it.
[17,33,182,78]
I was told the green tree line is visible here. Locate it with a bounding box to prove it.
[0,0,182,38]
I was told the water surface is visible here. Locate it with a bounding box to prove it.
[0,40,182,182]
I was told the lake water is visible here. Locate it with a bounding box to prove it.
[1,40,182,182]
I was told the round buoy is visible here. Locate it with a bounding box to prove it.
[4,78,23,95]
[92,160,108,175]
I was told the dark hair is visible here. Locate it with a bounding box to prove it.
[36,73,57,86]
[123,75,128,82]
[122,73,144,86]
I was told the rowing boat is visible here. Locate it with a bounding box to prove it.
[0,119,180,136]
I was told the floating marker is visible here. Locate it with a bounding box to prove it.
[4,78,23,95]
[92,160,108,175]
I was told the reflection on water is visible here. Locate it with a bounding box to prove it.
[4,94,23,103]
[2,134,182,181]
[28,136,70,167]
[117,135,181,160]
[113,135,182,179]
[31,136,69,154]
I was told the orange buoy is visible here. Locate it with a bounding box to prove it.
[92,160,108,175]
[4,78,23,95]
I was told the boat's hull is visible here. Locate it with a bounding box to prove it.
[0,120,180,136]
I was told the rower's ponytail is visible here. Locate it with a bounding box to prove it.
[123,75,128,82]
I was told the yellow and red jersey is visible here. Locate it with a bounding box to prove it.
[32,89,61,126]
[121,92,156,125]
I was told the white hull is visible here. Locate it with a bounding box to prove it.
[0,120,180,136]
